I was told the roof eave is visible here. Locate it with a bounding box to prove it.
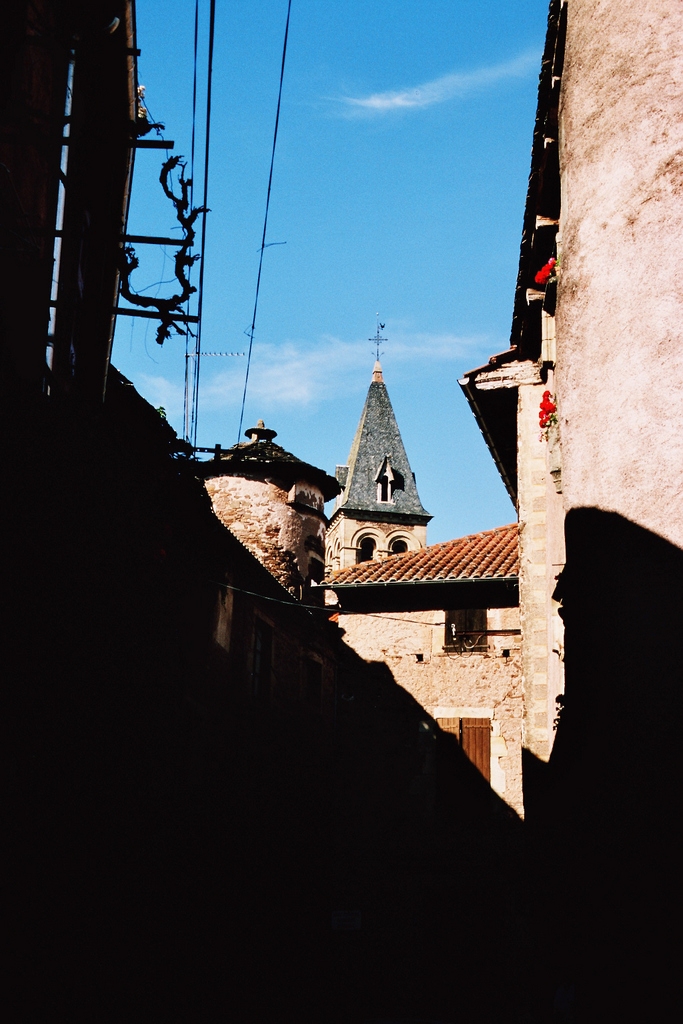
[457,0,565,500]
[458,374,518,505]
[326,575,518,590]
[329,505,432,526]
[327,575,519,613]
[198,454,340,501]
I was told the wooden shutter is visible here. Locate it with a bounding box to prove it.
[444,609,487,651]
[460,718,491,781]
[437,717,491,782]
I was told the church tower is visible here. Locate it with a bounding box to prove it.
[327,361,431,571]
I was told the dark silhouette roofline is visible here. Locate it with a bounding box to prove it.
[195,437,341,502]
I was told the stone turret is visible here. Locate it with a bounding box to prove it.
[197,421,340,597]
[327,363,431,571]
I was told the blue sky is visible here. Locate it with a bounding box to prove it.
[112,0,549,543]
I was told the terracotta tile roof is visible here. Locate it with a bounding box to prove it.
[328,523,518,586]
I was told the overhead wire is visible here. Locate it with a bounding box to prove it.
[237,0,293,443]
[183,0,201,441]
[190,0,217,448]
[189,0,200,231]
[209,578,453,626]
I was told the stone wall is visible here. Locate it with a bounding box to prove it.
[326,514,427,572]
[466,360,565,766]
[517,380,565,762]
[337,605,523,814]
[205,473,326,594]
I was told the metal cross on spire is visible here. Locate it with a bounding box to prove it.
[369,312,387,361]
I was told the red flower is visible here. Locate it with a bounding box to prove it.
[539,391,558,434]
[534,258,557,285]
[540,391,557,415]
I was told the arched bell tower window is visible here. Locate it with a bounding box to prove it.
[357,537,376,563]
[375,457,404,504]
[390,539,408,554]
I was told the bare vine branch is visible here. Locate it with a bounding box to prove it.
[119,156,208,345]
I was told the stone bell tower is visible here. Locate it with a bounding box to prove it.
[326,362,431,572]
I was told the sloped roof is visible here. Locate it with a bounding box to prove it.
[458,0,565,506]
[333,362,430,522]
[196,438,340,501]
[329,523,518,587]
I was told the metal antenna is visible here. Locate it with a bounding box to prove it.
[369,312,387,361]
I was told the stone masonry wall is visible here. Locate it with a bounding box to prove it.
[544,378,566,744]
[205,474,326,594]
[338,606,523,815]
[518,382,553,762]
[327,514,427,571]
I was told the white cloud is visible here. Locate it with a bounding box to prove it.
[129,329,498,442]
[198,329,488,411]
[138,373,184,418]
[339,50,539,116]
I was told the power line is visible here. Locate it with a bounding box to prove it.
[210,577,505,622]
[183,0,201,442]
[237,0,293,443]
[190,0,217,449]
[189,0,200,210]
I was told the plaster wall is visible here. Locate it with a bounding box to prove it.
[556,0,683,548]
[338,606,523,814]
[205,474,326,594]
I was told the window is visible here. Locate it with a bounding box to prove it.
[308,556,324,583]
[390,539,408,554]
[375,458,404,503]
[304,658,323,709]
[437,717,491,781]
[444,608,488,652]
[252,618,273,699]
[357,537,375,563]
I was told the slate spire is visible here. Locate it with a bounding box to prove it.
[334,361,430,522]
